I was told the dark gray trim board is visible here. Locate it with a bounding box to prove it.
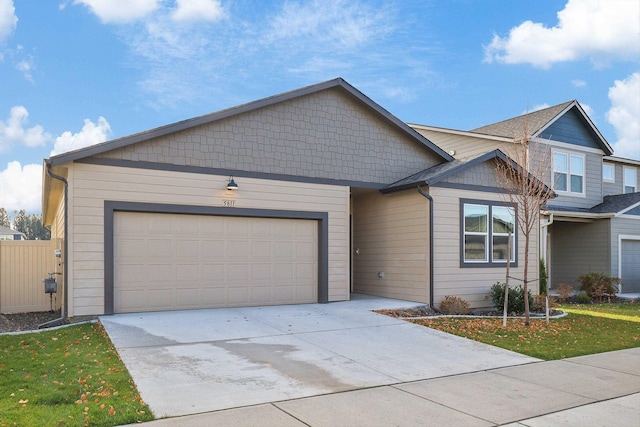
[104,201,329,314]
[80,157,386,190]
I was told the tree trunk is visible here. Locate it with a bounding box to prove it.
[523,232,530,326]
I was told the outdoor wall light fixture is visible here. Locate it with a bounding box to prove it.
[226,176,238,191]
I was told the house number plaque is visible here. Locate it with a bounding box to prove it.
[222,199,236,207]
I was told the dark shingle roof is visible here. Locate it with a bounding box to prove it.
[471,101,574,139]
[589,192,640,214]
[382,150,526,193]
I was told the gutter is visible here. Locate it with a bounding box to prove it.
[541,210,615,220]
[39,162,69,328]
[416,185,435,309]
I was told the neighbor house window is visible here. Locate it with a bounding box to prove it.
[461,200,516,267]
[624,167,637,193]
[602,163,615,183]
[553,152,584,195]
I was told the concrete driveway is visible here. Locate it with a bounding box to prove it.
[100,294,538,418]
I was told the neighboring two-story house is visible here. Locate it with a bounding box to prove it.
[411,101,640,293]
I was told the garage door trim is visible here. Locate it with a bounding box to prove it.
[618,234,640,292]
[104,201,329,314]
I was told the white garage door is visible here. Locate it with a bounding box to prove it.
[114,212,318,313]
[621,239,640,293]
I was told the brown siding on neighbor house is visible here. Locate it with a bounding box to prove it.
[549,219,611,288]
[430,186,538,309]
[352,190,430,303]
[95,88,443,185]
[0,240,61,313]
[65,162,349,317]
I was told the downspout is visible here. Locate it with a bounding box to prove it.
[417,185,435,309]
[39,162,68,328]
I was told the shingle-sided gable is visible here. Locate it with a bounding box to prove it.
[47,78,451,186]
[91,87,444,185]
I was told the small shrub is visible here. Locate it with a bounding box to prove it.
[577,272,621,301]
[440,295,471,315]
[555,283,573,301]
[575,292,591,304]
[490,282,534,314]
[539,258,548,295]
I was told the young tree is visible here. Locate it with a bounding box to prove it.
[495,132,555,326]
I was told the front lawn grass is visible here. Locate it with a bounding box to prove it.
[0,322,153,427]
[413,302,640,360]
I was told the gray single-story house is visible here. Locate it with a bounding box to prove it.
[42,78,539,319]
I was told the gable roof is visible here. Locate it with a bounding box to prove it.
[589,192,640,215]
[382,149,545,194]
[471,100,613,155]
[0,225,25,237]
[46,78,453,167]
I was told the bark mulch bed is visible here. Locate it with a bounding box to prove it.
[0,311,63,333]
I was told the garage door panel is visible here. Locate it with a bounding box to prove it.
[227,240,250,259]
[114,212,318,313]
[621,239,640,293]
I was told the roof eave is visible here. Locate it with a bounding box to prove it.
[47,78,453,166]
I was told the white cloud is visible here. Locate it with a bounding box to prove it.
[0,161,42,213]
[571,79,586,88]
[171,0,225,23]
[484,0,640,68]
[0,0,17,43]
[73,0,159,24]
[51,116,111,156]
[606,72,640,160]
[0,106,50,152]
[266,0,391,50]
[15,56,34,82]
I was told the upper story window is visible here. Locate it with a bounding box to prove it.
[602,163,615,183]
[624,167,637,193]
[461,200,516,267]
[553,152,584,195]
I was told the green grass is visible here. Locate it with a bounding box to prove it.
[561,302,640,322]
[412,302,640,360]
[0,322,153,427]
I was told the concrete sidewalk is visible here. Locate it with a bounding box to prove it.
[129,347,640,426]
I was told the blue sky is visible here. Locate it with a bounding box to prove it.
[1,0,639,214]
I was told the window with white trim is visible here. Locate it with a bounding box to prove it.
[462,200,516,267]
[624,167,637,193]
[602,163,614,183]
[553,151,584,195]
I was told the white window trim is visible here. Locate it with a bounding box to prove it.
[463,203,489,263]
[623,166,637,193]
[461,200,517,267]
[552,150,586,197]
[602,163,615,183]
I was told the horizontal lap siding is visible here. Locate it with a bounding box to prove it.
[67,163,349,317]
[430,187,538,309]
[353,190,429,303]
[413,129,513,160]
[549,220,610,288]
